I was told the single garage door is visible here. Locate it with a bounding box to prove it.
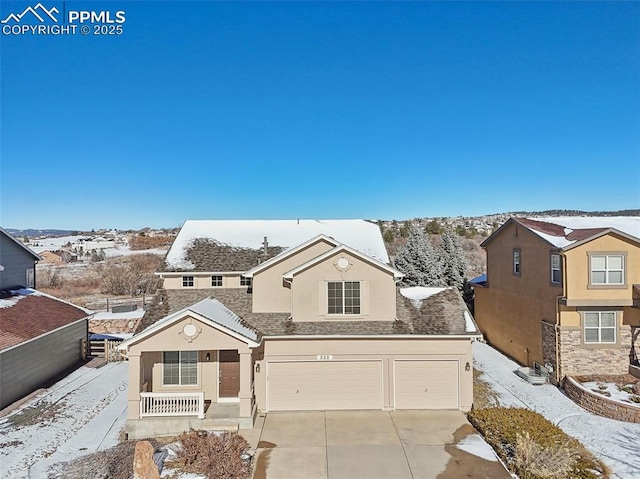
[394,360,459,409]
[267,360,383,411]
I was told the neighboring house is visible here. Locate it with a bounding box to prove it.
[40,251,64,264]
[473,216,640,384]
[0,229,91,410]
[120,219,479,439]
[0,227,40,290]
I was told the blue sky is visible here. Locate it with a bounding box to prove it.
[1,1,639,230]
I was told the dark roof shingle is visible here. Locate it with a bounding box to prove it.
[136,287,475,338]
[0,292,88,350]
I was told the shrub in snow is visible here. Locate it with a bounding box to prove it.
[468,408,609,479]
[169,430,252,479]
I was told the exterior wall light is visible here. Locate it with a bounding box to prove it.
[255,363,261,373]
[465,362,471,372]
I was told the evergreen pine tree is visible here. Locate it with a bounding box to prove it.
[438,228,468,291]
[394,224,445,287]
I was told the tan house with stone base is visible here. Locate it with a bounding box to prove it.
[473,216,640,384]
[119,220,480,439]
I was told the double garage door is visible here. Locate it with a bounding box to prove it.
[266,359,459,412]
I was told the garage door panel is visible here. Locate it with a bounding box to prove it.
[395,360,459,410]
[268,361,382,411]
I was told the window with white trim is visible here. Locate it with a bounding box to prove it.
[513,250,521,275]
[590,254,624,285]
[584,312,616,344]
[163,351,197,385]
[211,275,223,287]
[551,254,561,284]
[240,276,251,286]
[182,276,194,287]
[327,281,360,314]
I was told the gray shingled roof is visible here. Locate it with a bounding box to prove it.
[136,287,476,338]
[163,239,285,272]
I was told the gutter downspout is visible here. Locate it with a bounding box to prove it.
[554,252,567,385]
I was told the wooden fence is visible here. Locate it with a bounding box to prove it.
[89,339,125,362]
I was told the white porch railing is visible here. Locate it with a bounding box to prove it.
[140,392,205,418]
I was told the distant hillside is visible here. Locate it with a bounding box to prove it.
[5,228,76,237]
[503,209,639,217]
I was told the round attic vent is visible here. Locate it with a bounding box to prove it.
[337,257,349,269]
[183,323,197,337]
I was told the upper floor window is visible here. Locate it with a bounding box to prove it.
[211,275,223,287]
[590,254,624,286]
[240,276,252,287]
[328,281,360,315]
[182,275,194,287]
[584,311,616,344]
[551,254,561,284]
[513,250,521,275]
[163,351,197,385]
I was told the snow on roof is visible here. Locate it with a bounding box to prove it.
[400,286,448,308]
[122,297,259,349]
[92,309,145,321]
[523,216,640,249]
[463,310,477,333]
[166,219,389,270]
[189,298,258,342]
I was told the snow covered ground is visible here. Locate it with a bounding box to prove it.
[0,362,128,478]
[474,341,640,479]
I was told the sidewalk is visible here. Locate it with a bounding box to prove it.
[473,341,640,479]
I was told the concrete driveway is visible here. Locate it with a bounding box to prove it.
[245,410,511,479]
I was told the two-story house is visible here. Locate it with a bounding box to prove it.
[0,228,90,409]
[119,219,480,439]
[473,217,640,384]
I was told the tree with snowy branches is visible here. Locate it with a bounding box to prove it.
[438,227,468,291]
[394,223,446,287]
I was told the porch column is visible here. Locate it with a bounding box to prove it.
[238,351,252,417]
[127,353,142,420]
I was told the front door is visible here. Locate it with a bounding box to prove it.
[219,350,240,398]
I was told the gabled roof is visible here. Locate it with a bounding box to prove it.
[482,217,640,251]
[282,244,404,280]
[0,227,41,261]
[164,219,389,271]
[121,297,260,350]
[244,234,339,278]
[0,289,90,351]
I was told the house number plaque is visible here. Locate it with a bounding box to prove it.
[316,355,333,360]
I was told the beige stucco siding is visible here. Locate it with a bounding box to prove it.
[162,274,244,289]
[291,251,396,321]
[564,233,639,304]
[475,222,561,366]
[254,337,473,413]
[251,239,335,312]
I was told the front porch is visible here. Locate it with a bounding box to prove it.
[127,401,257,439]
[119,298,264,439]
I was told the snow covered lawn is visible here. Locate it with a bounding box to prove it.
[474,341,640,479]
[0,362,128,478]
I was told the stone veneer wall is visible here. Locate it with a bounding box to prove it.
[541,321,557,383]
[558,328,632,378]
[563,376,640,423]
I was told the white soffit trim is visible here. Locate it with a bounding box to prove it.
[283,244,404,280]
[244,234,340,278]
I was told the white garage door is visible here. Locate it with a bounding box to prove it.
[267,360,383,411]
[394,360,459,409]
